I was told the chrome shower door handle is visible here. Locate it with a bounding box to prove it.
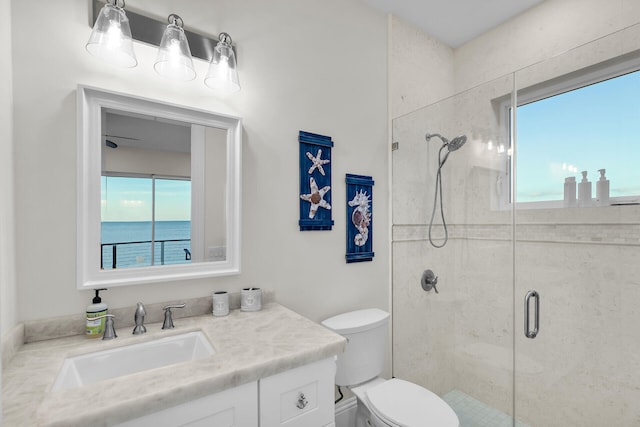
[524,290,540,339]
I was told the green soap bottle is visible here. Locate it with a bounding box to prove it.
[86,288,108,338]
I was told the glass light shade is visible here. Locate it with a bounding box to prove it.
[204,34,241,95]
[154,23,196,81]
[85,3,137,68]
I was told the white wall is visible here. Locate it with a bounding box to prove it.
[1,0,16,337]
[389,16,454,119]
[11,0,389,323]
[1,0,14,419]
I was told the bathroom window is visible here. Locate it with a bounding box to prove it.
[514,56,640,206]
[101,175,191,269]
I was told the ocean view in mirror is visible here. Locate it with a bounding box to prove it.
[101,221,191,269]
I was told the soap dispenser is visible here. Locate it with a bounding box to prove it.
[564,176,576,207]
[596,168,610,206]
[86,288,108,338]
[578,171,592,207]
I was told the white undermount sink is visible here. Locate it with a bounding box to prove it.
[52,330,214,391]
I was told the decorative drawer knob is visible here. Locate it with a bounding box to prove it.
[296,392,308,409]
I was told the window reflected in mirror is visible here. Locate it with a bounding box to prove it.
[101,176,192,269]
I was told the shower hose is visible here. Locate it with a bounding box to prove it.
[428,144,451,248]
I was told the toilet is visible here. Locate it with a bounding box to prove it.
[322,309,459,427]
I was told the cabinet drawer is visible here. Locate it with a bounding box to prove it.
[115,381,258,427]
[259,358,336,427]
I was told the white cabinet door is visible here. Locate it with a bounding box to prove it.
[259,358,336,427]
[115,381,258,427]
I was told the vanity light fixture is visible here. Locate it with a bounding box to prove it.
[154,14,196,81]
[86,0,137,68]
[87,0,240,93]
[204,33,241,95]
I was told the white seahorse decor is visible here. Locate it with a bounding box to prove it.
[346,174,374,263]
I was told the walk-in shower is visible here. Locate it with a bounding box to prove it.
[393,25,640,426]
[425,132,467,248]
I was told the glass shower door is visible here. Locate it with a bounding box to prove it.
[513,25,640,426]
[392,73,518,426]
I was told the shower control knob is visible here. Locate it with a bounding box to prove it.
[421,269,439,293]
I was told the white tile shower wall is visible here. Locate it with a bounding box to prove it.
[392,238,458,395]
[389,16,455,119]
[395,220,640,246]
[454,0,640,94]
[391,73,514,228]
[393,235,515,415]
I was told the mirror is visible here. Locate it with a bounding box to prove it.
[78,86,241,288]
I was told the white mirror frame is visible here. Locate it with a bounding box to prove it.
[77,85,242,289]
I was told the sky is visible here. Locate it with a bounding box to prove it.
[516,69,640,202]
[101,176,191,222]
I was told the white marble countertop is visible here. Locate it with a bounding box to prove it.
[2,303,346,426]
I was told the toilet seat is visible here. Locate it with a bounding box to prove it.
[364,379,459,427]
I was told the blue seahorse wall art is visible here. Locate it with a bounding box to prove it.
[346,174,374,263]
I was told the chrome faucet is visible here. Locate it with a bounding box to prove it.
[162,304,186,329]
[421,269,439,294]
[132,302,147,334]
[87,314,117,340]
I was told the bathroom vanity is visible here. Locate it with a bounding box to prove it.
[2,303,345,426]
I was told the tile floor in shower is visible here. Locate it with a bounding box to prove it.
[443,390,530,427]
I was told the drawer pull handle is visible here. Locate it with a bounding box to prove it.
[296,392,308,409]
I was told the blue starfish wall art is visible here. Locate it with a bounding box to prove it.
[299,131,334,231]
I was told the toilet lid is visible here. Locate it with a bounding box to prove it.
[365,379,459,427]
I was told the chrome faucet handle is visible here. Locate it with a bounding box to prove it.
[132,302,147,335]
[421,269,439,294]
[86,314,117,340]
[162,304,186,330]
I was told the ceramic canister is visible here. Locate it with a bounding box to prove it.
[241,288,262,312]
[212,291,230,316]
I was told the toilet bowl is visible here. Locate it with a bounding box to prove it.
[352,377,458,427]
[322,309,459,427]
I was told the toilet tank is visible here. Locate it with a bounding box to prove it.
[321,309,389,387]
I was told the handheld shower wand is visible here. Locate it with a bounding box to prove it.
[425,132,467,248]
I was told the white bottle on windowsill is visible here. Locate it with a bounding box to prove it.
[596,168,610,206]
[578,171,592,207]
[564,176,576,207]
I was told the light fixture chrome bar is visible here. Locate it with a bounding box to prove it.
[90,0,236,62]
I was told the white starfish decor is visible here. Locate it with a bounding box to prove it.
[300,177,331,219]
[306,149,330,176]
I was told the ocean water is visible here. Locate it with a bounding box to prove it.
[101,221,191,269]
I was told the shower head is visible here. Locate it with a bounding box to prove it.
[425,132,467,152]
[447,135,467,152]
